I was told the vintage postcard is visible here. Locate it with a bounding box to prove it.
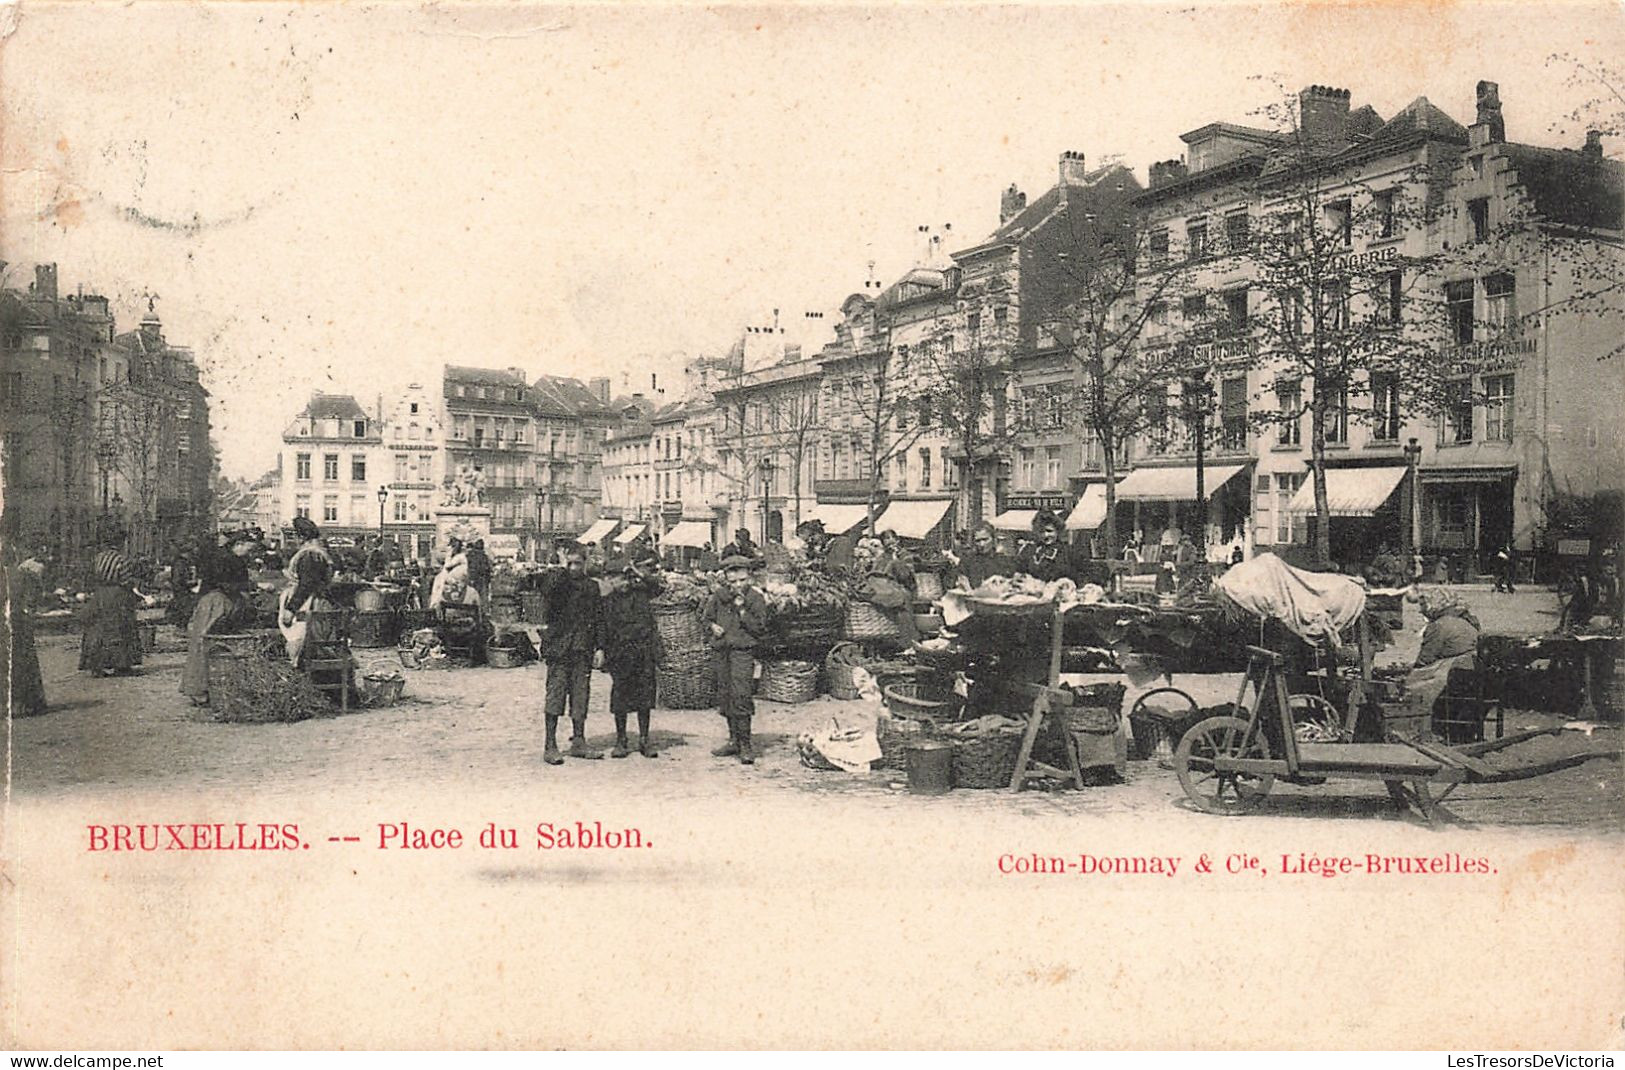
[3,0,1623,1052]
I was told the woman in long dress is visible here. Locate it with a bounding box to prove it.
[80,539,143,677]
[179,530,259,706]
[279,517,337,666]
[3,547,49,716]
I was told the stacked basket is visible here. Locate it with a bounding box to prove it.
[844,601,903,648]
[653,601,716,709]
[757,658,819,704]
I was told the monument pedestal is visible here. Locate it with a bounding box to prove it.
[434,506,493,552]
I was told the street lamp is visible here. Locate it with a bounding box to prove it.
[377,484,389,553]
[1181,374,1214,559]
[1402,436,1423,561]
[759,456,776,545]
[534,484,546,562]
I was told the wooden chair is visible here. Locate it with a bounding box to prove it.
[1432,667,1504,744]
[303,609,355,714]
[436,604,485,664]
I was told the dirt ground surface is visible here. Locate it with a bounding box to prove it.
[5,584,1623,1049]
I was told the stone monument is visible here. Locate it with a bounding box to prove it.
[433,464,493,556]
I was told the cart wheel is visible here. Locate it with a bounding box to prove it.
[1290,694,1344,743]
[1175,716,1276,815]
[1130,687,1200,721]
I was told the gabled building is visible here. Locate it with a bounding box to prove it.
[379,381,444,561]
[277,392,383,542]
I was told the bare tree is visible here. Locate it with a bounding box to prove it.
[914,323,1019,529]
[761,385,822,533]
[841,349,929,534]
[101,379,175,557]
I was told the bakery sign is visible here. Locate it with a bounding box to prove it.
[1005,494,1072,512]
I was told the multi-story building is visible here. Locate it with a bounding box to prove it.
[532,375,616,542]
[710,353,822,543]
[442,366,537,545]
[379,381,444,561]
[602,396,657,535]
[277,392,384,543]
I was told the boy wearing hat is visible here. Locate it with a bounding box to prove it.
[699,554,769,763]
[533,546,604,764]
[596,552,665,758]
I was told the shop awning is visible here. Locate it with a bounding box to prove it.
[1420,465,1517,485]
[1066,485,1109,531]
[614,524,647,545]
[873,498,953,540]
[1113,464,1247,502]
[576,518,618,544]
[661,520,713,549]
[806,503,870,535]
[990,509,1038,532]
[1286,466,1407,516]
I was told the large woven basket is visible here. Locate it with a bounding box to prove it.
[657,645,717,709]
[758,658,819,704]
[844,601,903,646]
[877,714,941,770]
[949,730,1025,789]
[654,602,708,652]
[766,604,844,652]
[350,610,399,649]
[883,680,955,720]
[485,647,527,669]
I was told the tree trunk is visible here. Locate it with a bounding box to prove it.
[1101,430,1119,561]
[1310,394,1332,565]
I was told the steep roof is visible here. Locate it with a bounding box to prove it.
[1503,143,1624,230]
[445,364,528,386]
[532,374,613,417]
[1371,97,1467,144]
[956,163,1139,256]
[302,393,368,422]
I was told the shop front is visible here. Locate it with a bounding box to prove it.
[1419,465,1517,581]
[1110,463,1251,557]
[1282,464,1409,571]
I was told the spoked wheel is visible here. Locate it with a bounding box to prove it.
[1130,687,1199,763]
[1290,694,1345,743]
[1175,716,1276,815]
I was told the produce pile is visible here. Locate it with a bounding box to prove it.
[205,651,340,724]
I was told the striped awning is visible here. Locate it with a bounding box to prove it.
[614,524,647,544]
[661,520,713,549]
[1066,484,1109,531]
[576,518,618,544]
[873,498,953,540]
[990,509,1038,532]
[1113,465,1247,502]
[1286,467,1407,516]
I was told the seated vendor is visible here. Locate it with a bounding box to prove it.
[1401,587,1482,721]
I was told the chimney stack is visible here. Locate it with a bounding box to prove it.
[1475,80,1506,144]
[999,183,1027,224]
[1583,130,1603,159]
[1298,85,1352,150]
[1149,159,1189,189]
[33,264,58,301]
[590,376,610,403]
[1058,150,1088,187]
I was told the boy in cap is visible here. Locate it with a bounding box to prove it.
[533,545,604,763]
[699,554,769,763]
[596,551,665,758]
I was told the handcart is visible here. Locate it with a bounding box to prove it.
[1173,645,1617,822]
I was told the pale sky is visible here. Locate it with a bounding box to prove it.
[5,1,1622,479]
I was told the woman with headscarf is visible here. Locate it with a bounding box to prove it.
[3,544,49,716]
[279,516,337,666]
[180,530,259,706]
[1400,587,1482,724]
[80,534,144,677]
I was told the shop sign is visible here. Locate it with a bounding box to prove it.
[1443,335,1536,370]
[1175,337,1255,366]
[1005,494,1072,512]
[1329,246,1399,275]
[485,533,523,558]
[1558,538,1591,557]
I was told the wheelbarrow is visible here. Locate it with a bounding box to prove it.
[1172,647,1618,822]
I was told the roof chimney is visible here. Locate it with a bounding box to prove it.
[1149,159,1189,189]
[1583,129,1604,159]
[999,183,1027,224]
[1298,85,1352,150]
[1058,150,1088,187]
[33,264,57,301]
[1475,80,1505,144]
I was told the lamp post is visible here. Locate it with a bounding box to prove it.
[759,456,775,545]
[1402,436,1423,563]
[1181,374,1213,560]
[377,484,389,558]
[534,484,546,563]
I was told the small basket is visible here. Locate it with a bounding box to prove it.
[948,731,1025,789]
[767,604,845,651]
[350,610,399,649]
[882,680,954,720]
[844,601,904,646]
[360,673,406,708]
[877,714,940,770]
[913,611,945,636]
[397,647,422,670]
[758,658,818,704]
[657,646,717,709]
[485,647,527,669]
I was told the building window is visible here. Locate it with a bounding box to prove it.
[1220,376,1247,452]
[1149,228,1169,267]
[353,419,367,438]
[1446,280,1475,345]
[1467,198,1490,241]
[1181,295,1207,324]
[393,500,408,522]
[453,416,468,440]
[352,455,367,482]
[1148,301,1168,327]
[1043,445,1063,488]
[1485,374,1514,442]
[350,494,367,524]
[966,312,981,335]
[943,452,957,488]
[1145,388,1172,454]
[1323,280,1349,331]
[1485,273,1518,332]
[295,495,311,519]
[323,454,339,481]
[296,453,312,481]
[1380,271,1403,325]
[1224,288,1249,334]
[322,496,339,523]
[1323,199,1352,248]
[993,307,1007,330]
[1224,211,1250,252]
[1275,473,1307,544]
[1443,379,1474,444]
[919,448,933,489]
[1324,383,1349,444]
[1436,494,1472,545]
[1186,220,1209,261]
[1019,448,1037,489]
[409,402,419,415]
[473,425,485,448]
[1374,190,1396,239]
[1372,373,1401,441]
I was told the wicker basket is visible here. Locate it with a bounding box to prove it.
[657,646,717,709]
[518,592,547,623]
[399,608,438,634]
[883,680,955,720]
[913,611,945,636]
[485,647,527,669]
[877,714,940,770]
[654,602,708,652]
[949,730,1025,789]
[360,673,406,708]
[844,601,903,646]
[350,610,399,649]
[767,604,845,651]
[758,658,819,704]
[913,572,944,602]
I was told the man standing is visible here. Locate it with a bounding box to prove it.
[721,527,760,561]
[597,552,665,758]
[1493,543,1516,594]
[700,555,769,764]
[465,537,493,603]
[534,547,604,764]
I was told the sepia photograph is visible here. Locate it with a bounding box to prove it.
[3,0,1624,1053]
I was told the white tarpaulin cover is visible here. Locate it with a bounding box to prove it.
[1285,466,1407,516]
[614,524,647,544]
[990,509,1038,532]
[1066,485,1109,531]
[807,504,870,534]
[576,518,618,544]
[1113,464,1246,502]
[660,520,713,549]
[1211,552,1367,645]
[873,498,953,539]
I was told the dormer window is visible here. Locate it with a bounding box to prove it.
[353,419,367,438]
[1467,198,1490,241]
